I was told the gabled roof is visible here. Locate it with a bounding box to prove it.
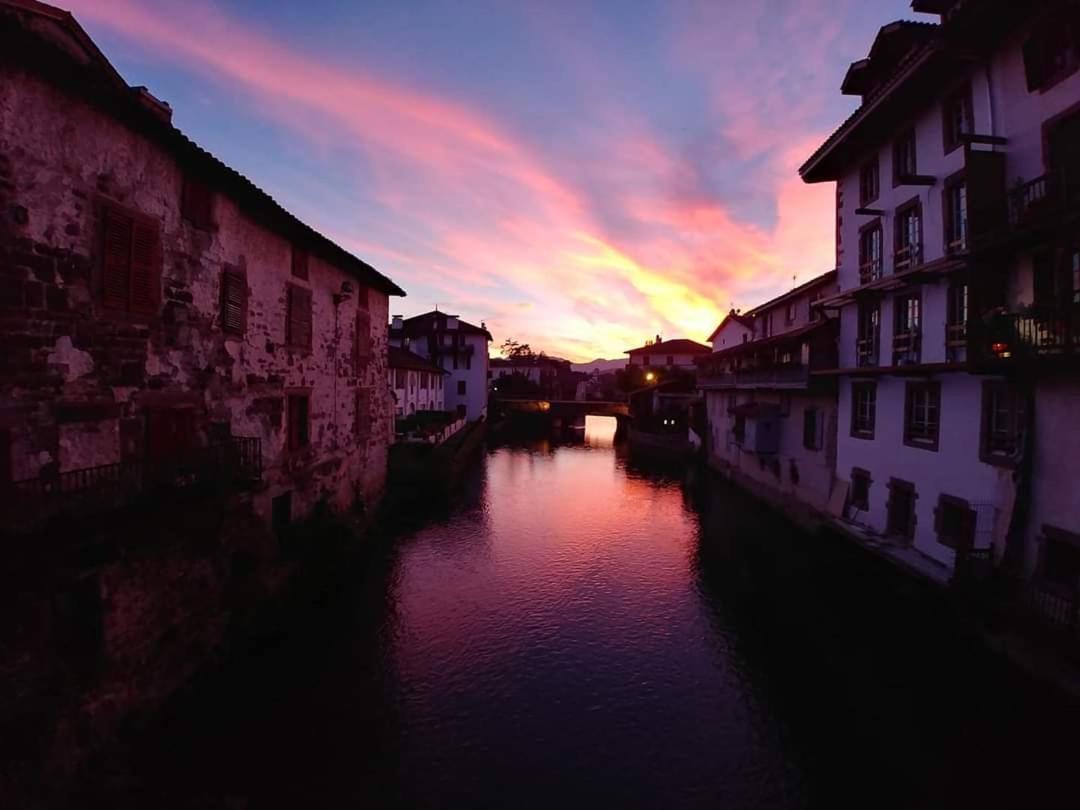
[624,338,713,356]
[0,0,405,297]
[706,310,754,343]
[390,311,493,341]
[698,320,833,364]
[388,345,446,374]
[840,21,939,96]
[744,270,838,318]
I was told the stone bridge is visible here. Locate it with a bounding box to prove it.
[497,398,630,420]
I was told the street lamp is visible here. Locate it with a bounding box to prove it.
[645,371,656,383]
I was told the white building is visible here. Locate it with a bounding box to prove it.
[699,271,840,518]
[800,1,1080,588]
[625,338,712,370]
[389,345,445,417]
[389,311,492,421]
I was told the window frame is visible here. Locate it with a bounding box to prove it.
[858,219,883,284]
[97,198,162,318]
[802,406,823,451]
[934,493,975,550]
[893,129,918,186]
[1023,13,1080,94]
[457,380,467,396]
[893,291,922,365]
[220,264,247,337]
[980,381,1024,468]
[886,477,918,541]
[850,467,872,512]
[285,282,313,351]
[894,196,923,272]
[942,170,968,254]
[942,83,974,155]
[903,381,941,452]
[856,301,880,367]
[850,381,876,440]
[859,158,880,206]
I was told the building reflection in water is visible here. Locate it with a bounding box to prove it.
[583,414,617,447]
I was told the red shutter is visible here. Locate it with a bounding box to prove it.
[287,285,312,349]
[221,267,246,335]
[102,206,133,310]
[130,218,160,315]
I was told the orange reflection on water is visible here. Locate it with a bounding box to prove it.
[584,414,617,447]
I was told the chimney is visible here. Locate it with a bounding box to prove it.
[391,315,403,330]
[133,86,172,124]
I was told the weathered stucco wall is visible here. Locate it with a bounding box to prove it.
[0,67,394,522]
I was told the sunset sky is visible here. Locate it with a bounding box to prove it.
[66,0,918,361]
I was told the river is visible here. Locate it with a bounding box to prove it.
[106,416,1075,809]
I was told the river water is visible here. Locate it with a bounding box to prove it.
[113,416,1074,809]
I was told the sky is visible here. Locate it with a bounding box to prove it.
[65,0,919,362]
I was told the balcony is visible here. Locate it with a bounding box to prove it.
[859,259,883,286]
[973,308,1079,363]
[892,332,921,365]
[1007,170,1080,230]
[856,337,879,367]
[2,437,263,532]
[893,243,923,274]
[700,365,810,389]
[946,322,967,362]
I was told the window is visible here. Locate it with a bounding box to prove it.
[942,84,973,154]
[946,283,968,359]
[286,284,312,349]
[802,407,823,450]
[1039,526,1080,591]
[858,221,883,284]
[355,387,370,440]
[904,382,940,451]
[355,308,371,373]
[856,302,880,367]
[809,292,823,322]
[394,368,406,389]
[943,173,968,253]
[893,292,921,365]
[761,312,773,338]
[457,380,466,396]
[894,199,922,270]
[851,381,876,439]
[859,158,880,206]
[291,246,309,280]
[980,382,1024,466]
[100,201,161,315]
[893,129,918,184]
[1023,14,1080,93]
[935,495,976,550]
[786,301,797,324]
[886,478,917,541]
[286,393,310,451]
[850,467,871,512]
[181,175,214,230]
[220,265,246,336]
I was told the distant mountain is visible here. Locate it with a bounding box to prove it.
[571,358,624,374]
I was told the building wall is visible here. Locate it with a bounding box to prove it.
[704,388,837,514]
[835,374,1013,567]
[628,352,700,368]
[710,321,752,351]
[390,368,444,417]
[0,67,393,522]
[437,333,488,420]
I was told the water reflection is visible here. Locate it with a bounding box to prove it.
[112,433,1076,809]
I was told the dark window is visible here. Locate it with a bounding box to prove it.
[860,158,880,206]
[851,381,876,439]
[456,403,467,418]
[291,246,309,280]
[886,478,917,540]
[1023,13,1080,93]
[394,368,406,388]
[935,494,976,550]
[100,202,160,315]
[859,221,883,284]
[286,284,312,349]
[904,382,940,450]
[355,308,371,373]
[942,84,973,154]
[802,407,822,450]
[980,382,1024,466]
[355,387,369,440]
[857,302,880,367]
[893,292,921,365]
[894,199,922,271]
[809,292,823,322]
[850,467,871,512]
[1039,526,1080,590]
[457,380,466,396]
[943,173,968,253]
[287,393,310,451]
[946,283,968,359]
[220,266,246,336]
[893,129,918,184]
[181,176,214,230]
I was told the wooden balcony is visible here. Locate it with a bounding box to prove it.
[893,243,922,273]
[1007,170,1080,231]
[699,365,810,389]
[892,331,921,365]
[972,309,1079,364]
[2,437,263,533]
[855,337,879,367]
[945,322,967,362]
[858,259,883,286]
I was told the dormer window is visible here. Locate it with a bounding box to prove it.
[893,130,918,185]
[942,84,973,153]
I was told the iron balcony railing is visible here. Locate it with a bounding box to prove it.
[1008,169,1080,228]
[856,336,879,367]
[859,258,883,286]
[892,331,921,365]
[699,365,810,389]
[893,242,923,273]
[2,437,262,531]
[976,308,1079,361]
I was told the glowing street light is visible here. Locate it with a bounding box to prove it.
[645,371,656,383]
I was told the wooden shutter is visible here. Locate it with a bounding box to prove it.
[355,387,370,440]
[221,266,246,335]
[291,246,309,280]
[286,285,312,349]
[102,205,133,310]
[130,218,160,315]
[355,309,371,371]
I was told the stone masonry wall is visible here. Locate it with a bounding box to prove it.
[0,66,394,521]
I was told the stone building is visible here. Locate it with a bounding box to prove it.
[389,345,446,418]
[0,0,405,530]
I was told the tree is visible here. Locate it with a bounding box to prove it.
[501,338,535,360]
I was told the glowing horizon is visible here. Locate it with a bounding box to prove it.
[64,0,915,362]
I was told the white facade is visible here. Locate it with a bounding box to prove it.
[803,3,1080,578]
[708,313,753,352]
[389,356,445,417]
